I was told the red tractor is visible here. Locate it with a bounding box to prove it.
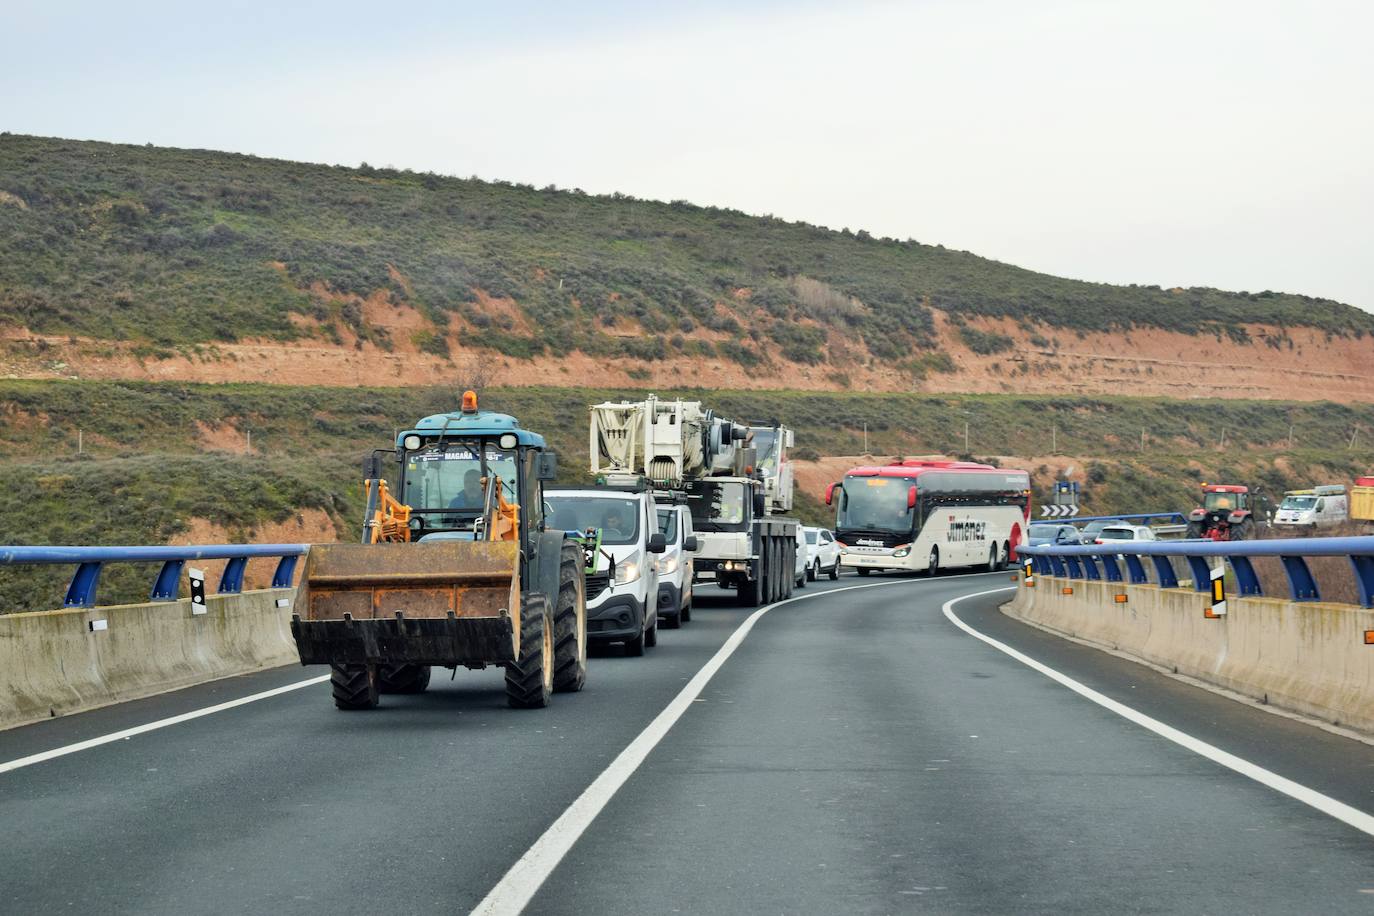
[1187,483,1257,541]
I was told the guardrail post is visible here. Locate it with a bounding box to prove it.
[1065,556,1084,579]
[64,562,103,608]
[150,560,185,601]
[1280,555,1320,601]
[1083,556,1101,581]
[1124,554,1147,584]
[272,555,299,589]
[218,557,248,594]
[1151,556,1179,589]
[1230,556,1262,597]
[1049,556,1067,577]
[1185,556,1212,592]
[1350,556,1374,609]
[1100,554,1123,582]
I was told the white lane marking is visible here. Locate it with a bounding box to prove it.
[944,587,1374,839]
[0,675,330,775]
[470,574,983,916]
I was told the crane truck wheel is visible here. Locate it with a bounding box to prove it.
[377,664,431,694]
[506,593,554,709]
[553,542,588,693]
[331,664,379,710]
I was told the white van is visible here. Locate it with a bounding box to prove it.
[546,488,665,655]
[1274,485,1348,529]
[655,503,699,629]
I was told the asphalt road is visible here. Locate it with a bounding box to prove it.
[4,570,1374,915]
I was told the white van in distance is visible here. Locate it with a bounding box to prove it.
[1274,485,1348,529]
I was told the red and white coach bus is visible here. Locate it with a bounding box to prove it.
[825,459,1031,575]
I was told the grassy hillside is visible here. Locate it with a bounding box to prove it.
[2,134,1369,373]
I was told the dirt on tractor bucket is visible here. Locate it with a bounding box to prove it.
[291,540,521,667]
[300,540,518,620]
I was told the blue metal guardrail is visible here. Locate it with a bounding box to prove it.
[0,544,310,608]
[1019,536,1374,608]
[1062,513,1190,526]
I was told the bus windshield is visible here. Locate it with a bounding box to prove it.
[837,477,915,533]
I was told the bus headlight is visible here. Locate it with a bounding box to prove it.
[615,554,642,585]
[892,545,911,558]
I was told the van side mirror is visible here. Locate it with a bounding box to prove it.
[647,532,667,554]
[684,535,700,552]
[536,452,558,481]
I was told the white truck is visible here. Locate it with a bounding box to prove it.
[590,396,801,607]
[1274,485,1348,529]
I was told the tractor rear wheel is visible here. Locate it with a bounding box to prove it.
[553,542,588,693]
[378,664,431,694]
[331,664,379,710]
[1186,522,1204,539]
[506,593,554,709]
[1234,519,1255,541]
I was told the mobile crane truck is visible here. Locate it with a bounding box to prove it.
[291,391,588,710]
[589,395,799,607]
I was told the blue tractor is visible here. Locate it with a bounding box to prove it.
[291,391,588,710]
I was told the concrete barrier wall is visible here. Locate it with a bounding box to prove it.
[0,590,300,731]
[1005,578,1374,736]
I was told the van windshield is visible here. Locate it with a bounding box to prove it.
[1281,496,1316,510]
[545,496,641,546]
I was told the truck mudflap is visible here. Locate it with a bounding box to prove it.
[292,540,521,667]
[291,615,516,666]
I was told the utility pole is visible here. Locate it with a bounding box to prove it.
[77,429,83,455]
[1288,423,1294,449]
[964,420,970,453]
[1351,425,1361,450]
[247,429,252,452]
[863,422,868,456]
[1052,425,1057,454]
[1140,427,1146,451]
[1219,428,1226,450]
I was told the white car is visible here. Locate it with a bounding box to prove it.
[1094,524,1157,544]
[803,527,841,581]
[794,523,809,590]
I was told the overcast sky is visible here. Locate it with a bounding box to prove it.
[7,0,1372,310]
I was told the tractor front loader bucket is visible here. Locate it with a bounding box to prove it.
[291,541,521,668]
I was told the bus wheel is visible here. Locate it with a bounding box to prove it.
[986,546,998,572]
[926,548,939,578]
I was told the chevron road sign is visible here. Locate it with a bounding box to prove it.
[1040,504,1080,518]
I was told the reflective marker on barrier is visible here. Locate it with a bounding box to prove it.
[1023,559,1035,588]
[1205,563,1227,618]
[1062,586,1074,595]
[1114,593,1129,604]
[1364,630,1374,645]
[188,567,207,616]
[88,619,108,632]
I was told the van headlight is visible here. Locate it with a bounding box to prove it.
[615,554,642,585]
[892,545,911,558]
[657,555,679,575]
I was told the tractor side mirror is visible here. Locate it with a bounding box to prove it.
[907,486,918,510]
[536,452,558,481]
[647,532,667,554]
[684,535,700,552]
